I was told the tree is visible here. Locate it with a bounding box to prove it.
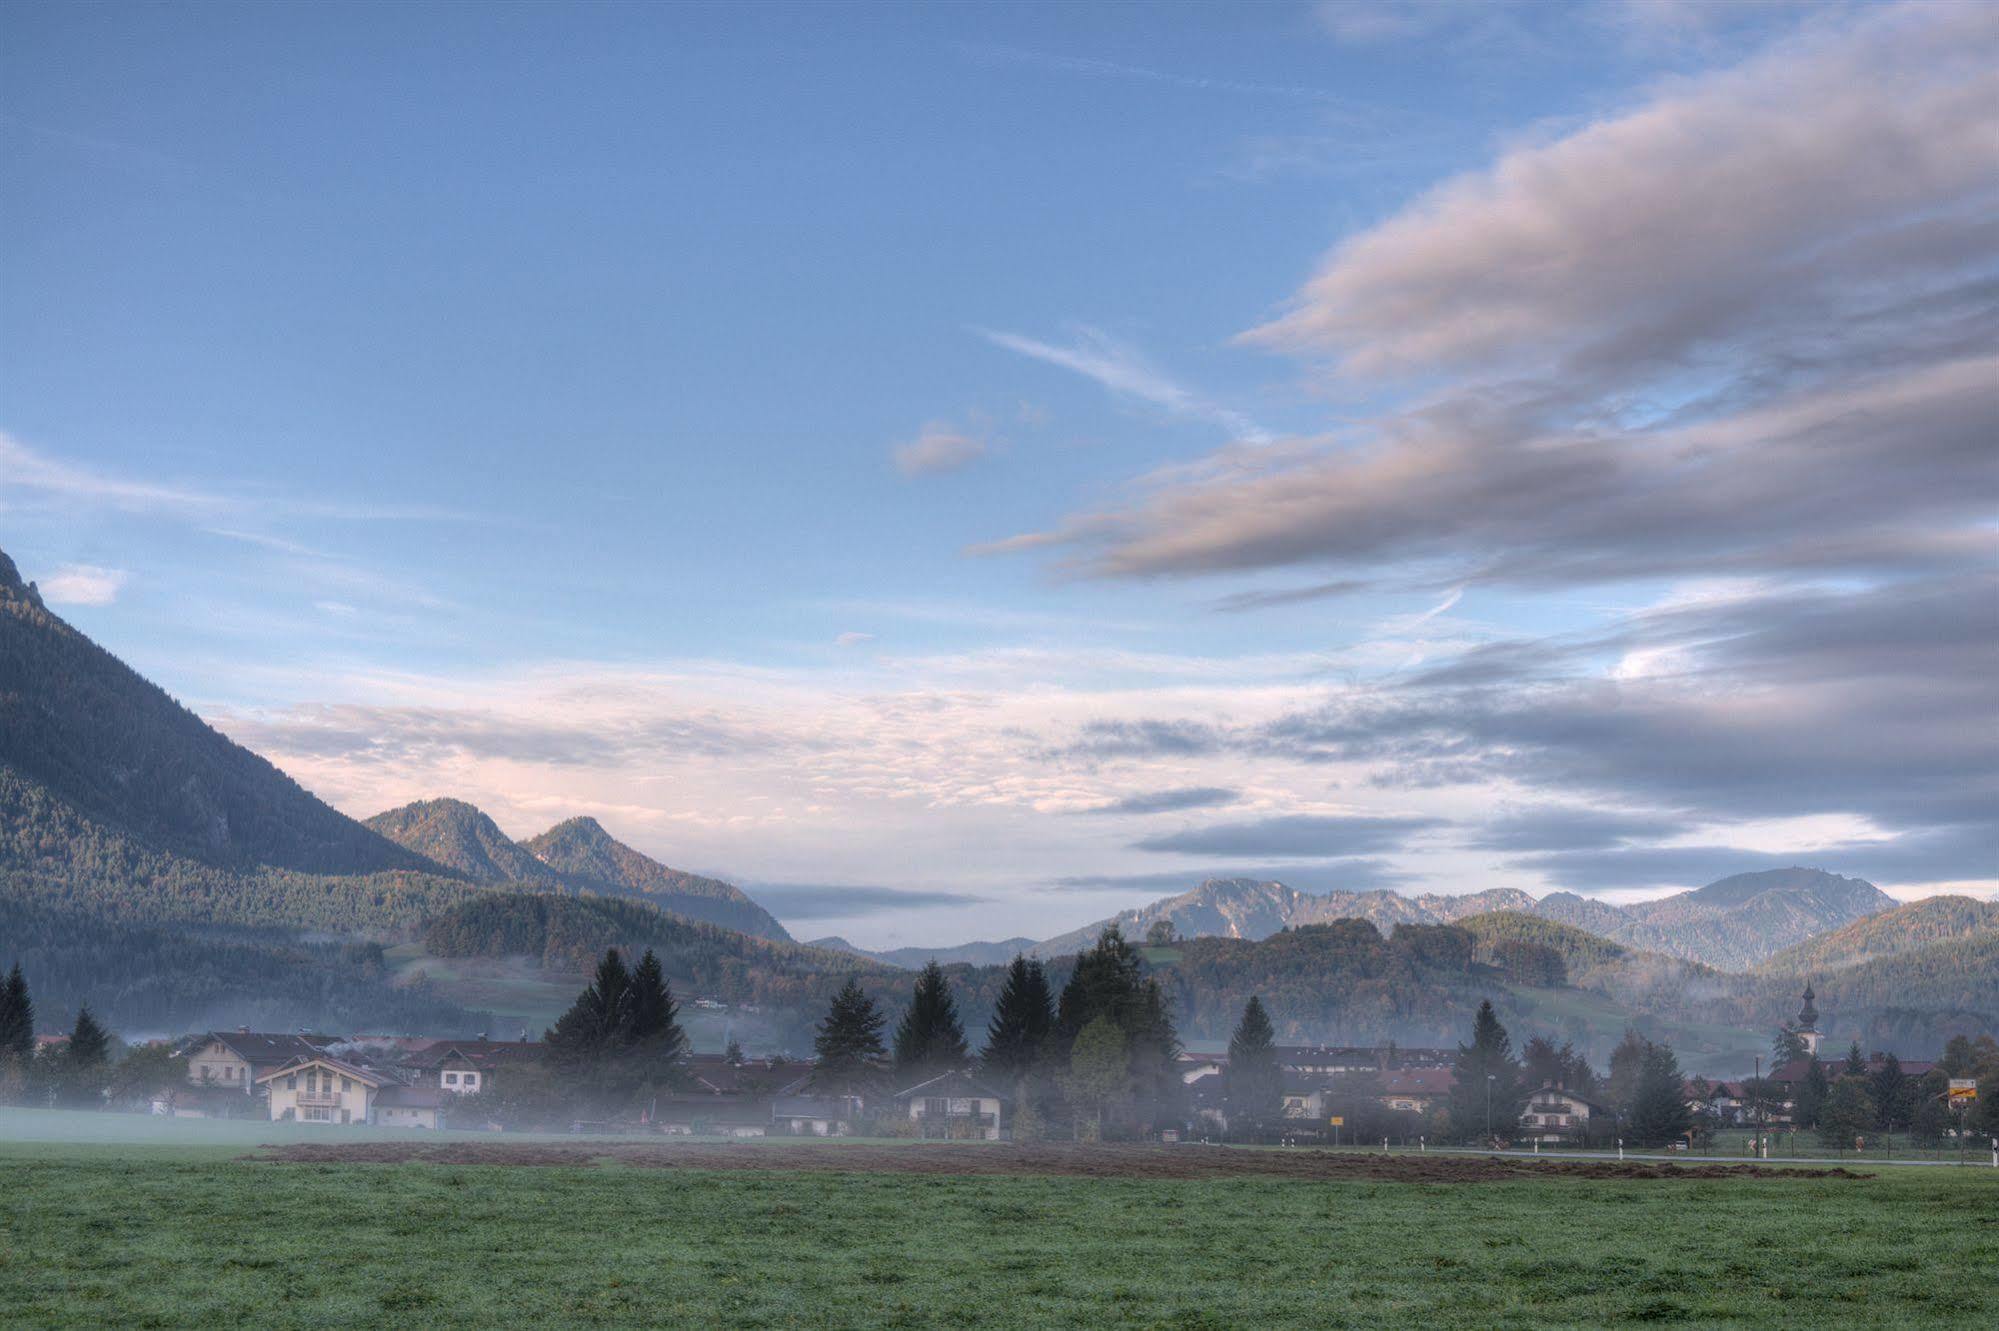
[107,1042,184,1111]
[892,961,969,1083]
[626,948,689,1078]
[1791,1058,1830,1130]
[1843,1041,1867,1079]
[724,1037,744,1065]
[0,964,32,1067]
[1909,1071,1951,1147]
[67,1006,111,1069]
[1818,1078,1877,1149]
[1522,1035,1596,1094]
[1606,1029,1649,1113]
[1869,1052,1912,1131]
[812,979,888,1097]
[1144,919,1178,947]
[1624,1040,1692,1148]
[1224,997,1281,1133]
[1771,1025,1808,1067]
[1060,1015,1130,1142]
[545,948,635,1071]
[1054,926,1182,1131]
[980,956,1054,1085]
[1446,1000,1525,1143]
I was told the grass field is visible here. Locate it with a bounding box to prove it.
[3,1112,1995,1329]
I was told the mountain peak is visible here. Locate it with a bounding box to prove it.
[0,548,44,609]
[523,818,792,943]
[365,797,553,884]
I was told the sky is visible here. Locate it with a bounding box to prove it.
[2,0,1994,947]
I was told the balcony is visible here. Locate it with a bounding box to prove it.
[296,1090,342,1108]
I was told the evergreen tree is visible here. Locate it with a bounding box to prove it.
[1843,1041,1867,1079]
[1909,1071,1950,1146]
[1869,1051,1911,1131]
[1522,1035,1596,1093]
[1446,1000,1525,1143]
[724,1037,744,1065]
[0,964,31,1066]
[1224,997,1282,1133]
[1818,1078,1877,1149]
[1060,1014,1130,1142]
[980,955,1054,1085]
[1624,1040,1691,1148]
[1771,1025,1808,1066]
[892,961,969,1083]
[67,1006,111,1068]
[1606,1028,1649,1113]
[626,949,689,1070]
[545,948,635,1071]
[1052,926,1182,1131]
[811,979,888,1097]
[1791,1057,1830,1129]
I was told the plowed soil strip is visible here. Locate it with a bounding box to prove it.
[248,1141,1869,1182]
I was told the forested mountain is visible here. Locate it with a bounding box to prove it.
[807,936,1041,969]
[521,817,790,941]
[0,894,487,1039]
[0,550,433,876]
[366,799,562,885]
[423,892,854,976]
[1032,878,1536,958]
[1757,895,1999,974]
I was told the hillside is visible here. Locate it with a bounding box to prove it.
[0,550,435,877]
[806,936,1039,969]
[365,799,562,885]
[521,817,790,941]
[1758,896,1999,974]
[1032,878,1535,958]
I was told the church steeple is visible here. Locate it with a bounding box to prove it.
[1796,983,1820,1056]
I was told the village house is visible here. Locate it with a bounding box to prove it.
[893,1070,1010,1140]
[770,1094,861,1136]
[1520,1084,1611,1144]
[258,1054,444,1128]
[1379,1067,1454,1114]
[184,1030,337,1096]
[398,1038,543,1096]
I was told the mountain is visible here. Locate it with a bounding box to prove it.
[1031,878,1537,959]
[521,816,790,942]
[805,936,1040,969]
[1757,896,1999,975]
[0,549,433,877]
[365,799,561,885]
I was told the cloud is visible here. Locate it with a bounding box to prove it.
[1471,806,1689,852]
[1053,859,1412,894]
[1210,579,1369,613]
[1132,812,1442,857]
[834,631,876,647]
[893,422,988,477]
[742,883,990,920]
[1076,786,1240,816]
[979,326,1271,444]
[37,563,129,606]
[0,433,218,513]
[1512,822,1997,890]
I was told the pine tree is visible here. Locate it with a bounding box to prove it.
[724,1037,744,1065]
[812,979,888,1097]
[626,949,688,1071]
[1224,997,1281,1132]
[1059,1014,1130,1142]
[67,1006,111,1068]
[1791,1057,1830,1129]
[1909,1072,1950,1146]
[892,961,969,1083]
[545,949,636,1073]
[1870,1052,1914,1131]
[1446,1000,1524,1143]
[1624,1040,1691,1148]
[1844,1041,1867,1079]
[1818,1078,1877,1149]
[1051,926,1181,1130]
[980,955,1054,1085]
[0,964,31,1066]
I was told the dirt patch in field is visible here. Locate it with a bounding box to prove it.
[248,1141,1869,1182]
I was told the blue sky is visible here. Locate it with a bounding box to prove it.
[4,1,1994,946]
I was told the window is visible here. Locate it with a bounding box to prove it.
[285,1075,296,1090]
[923,1097,948,1117]
[444,1072,458,1086]
[341,1078,352,1092]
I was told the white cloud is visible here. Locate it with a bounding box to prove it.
[0,432,219,513]
[893,422,988,477]
[38,563,129,606]
[834,631,875,647]
[979,326,1272,444]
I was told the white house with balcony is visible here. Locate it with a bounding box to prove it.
[1521,1083,1610,1144]
[893,1071,1010,1140]
[257,1055,443,1128]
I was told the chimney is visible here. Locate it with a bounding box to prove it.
[238,1026,250,1035]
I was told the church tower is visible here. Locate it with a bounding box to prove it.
[1796,983,1820,1057]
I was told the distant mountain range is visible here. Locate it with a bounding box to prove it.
[806,936,1040,970]
[364,799,790,941]
[1031,868,1898,971]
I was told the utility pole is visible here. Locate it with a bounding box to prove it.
[1754,1054,1765,1159]
[1485,1073,1495,1141]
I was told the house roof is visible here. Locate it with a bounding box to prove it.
[400,1040,544,1070]
[892,1070,1012,1102]
[197,1032,335,1066]
[1526,1083,1612,1112]
[256,1054,387,1088]
[375,1085,445,1109]
[1381,1068,1455,1095]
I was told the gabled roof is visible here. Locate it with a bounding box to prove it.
[892,1070,1012,1102]
[255,1054,388,1088]
[400,1040,544,1070]
[1525,1083,1612,1112]
[196,1032,335,1066]
[1381,1068,1454,1095]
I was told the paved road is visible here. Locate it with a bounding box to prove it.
[1406,1144,1999,1170]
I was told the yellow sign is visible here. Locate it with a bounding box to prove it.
[1330,1116,1345,1126]
[1947,1080,1977,1102]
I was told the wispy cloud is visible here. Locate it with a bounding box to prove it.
[957,42,1366,108]
[978,326,1271,444]
[38,563,129,606]
[893,421,988,477]
[0,432,219,513]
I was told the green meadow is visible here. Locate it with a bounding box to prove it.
[2,1113,1995,1329]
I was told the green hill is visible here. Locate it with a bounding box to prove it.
[1758,895,1999,974]
[365,798,562,885]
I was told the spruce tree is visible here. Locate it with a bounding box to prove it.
[0,965,31,1066]
[546,949,636,1072]
[1818,1078,1877,1149]
[1869,1052,1911,1131]
[1446,1000,1524,1143]
[812,979,888,1097]
[892,960,969,1083]
[1624,1040,1692,1148]
[1051,926,1181,1130]
[1224,997,1281,1132]
[626,949,688,1071]
[1844,1041,1867,1078]
[67,1006,111,1068]
[1791,1057,1830,1129]
[980,955,1054,1084]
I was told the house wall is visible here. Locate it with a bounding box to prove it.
[375,1105,439,1129]
[437,1067,482,1094]
[186,1043,254,1091]
[908,1095,1003,1141]
[266,1068,375,1125]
